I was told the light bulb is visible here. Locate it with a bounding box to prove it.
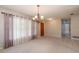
[35,16,38,18]
[41,16,44,20]
[32,17,35,20]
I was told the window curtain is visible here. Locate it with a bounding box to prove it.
[4,14,13,48]
[3,13,37,48]
[13,16,32,46]
[31,21,37,39]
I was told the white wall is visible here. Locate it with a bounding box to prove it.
[71,15,79,38]
[0,11,4,49]
[45,18,61,38]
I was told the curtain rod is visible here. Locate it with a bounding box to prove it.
[1,12,14,16]
[1,11,21,17]
[1,11,32,20]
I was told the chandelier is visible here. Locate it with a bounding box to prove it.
[32,5,44,23]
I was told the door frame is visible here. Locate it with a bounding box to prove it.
[40,22,44,36]
[61,19,71,39]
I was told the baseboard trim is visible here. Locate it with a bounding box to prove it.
[71,38,79,40]
[44,35,62,39]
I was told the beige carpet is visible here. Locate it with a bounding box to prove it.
[0,37,79,53]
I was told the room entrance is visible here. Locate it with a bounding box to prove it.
[61,19,71,39]
[40,22,44,36]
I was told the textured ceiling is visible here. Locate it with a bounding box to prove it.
[0,5,79,18]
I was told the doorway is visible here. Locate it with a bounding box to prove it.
[61,19,71,39]
[40,22,44,36]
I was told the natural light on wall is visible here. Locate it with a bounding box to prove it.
[47,18,56,22]
[47,18,52,21]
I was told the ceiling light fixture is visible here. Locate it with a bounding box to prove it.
[32,5,44,23]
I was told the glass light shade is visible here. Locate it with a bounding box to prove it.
[33,15,44,21]
[32,17,35,20]
[41,16,44,20]
[35,16,38,18]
